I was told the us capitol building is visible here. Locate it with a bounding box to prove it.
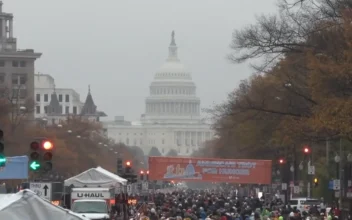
[105,31,214,156]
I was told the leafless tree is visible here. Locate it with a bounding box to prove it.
[229,0,350,71]
[0,85,34,133]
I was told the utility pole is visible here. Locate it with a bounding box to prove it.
[339,138,343,207]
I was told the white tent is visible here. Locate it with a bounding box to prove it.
[64,166,127,187]
[0,190,90,220]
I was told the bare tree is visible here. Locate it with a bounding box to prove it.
[229,0,349,71]
[0,85,34,133]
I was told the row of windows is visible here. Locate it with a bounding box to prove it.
[121,138,166,145]
[0,73,27,85]
[155,73,188,77]
[117,133,162,136]
[0,60,27,68]
[150,87,195,95]
[36,93,70,102]
[36,105,78,114]
[116,132,211,137]
[0,88,28,99]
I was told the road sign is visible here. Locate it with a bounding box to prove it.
[281,183,287,190]
[127,184,132,194]
[333,179,340,190]
[308,165,315,175]
[347,192,352,198]
[29,182,52,201]
[293,186,300,194]
[142,182,148,190]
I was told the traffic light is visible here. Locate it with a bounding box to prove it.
[146,170,149,181]
[29,139,54,171]
[29,141,41,171]
[0,129,6,167]
[125,161,132,174]
[303,146,311,154]
[314,177,319,187]
[121,161,138,183]
[140,170,144,181]
[117,158,123,175]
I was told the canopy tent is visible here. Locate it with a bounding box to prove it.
[0,190,89,220]
[64,166,127,187]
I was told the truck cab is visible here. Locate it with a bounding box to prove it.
[71,199,110,220]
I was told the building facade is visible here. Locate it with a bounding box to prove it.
[106,32,214,156]
[0,1,41,115]
[34,73,83,118]
[34,73,107,125]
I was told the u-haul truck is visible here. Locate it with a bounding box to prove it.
[70,188,114,220]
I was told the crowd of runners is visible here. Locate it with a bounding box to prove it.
[120,187,344,220]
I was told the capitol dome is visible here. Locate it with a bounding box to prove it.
[143,31,201,124]
[153,31,192,82]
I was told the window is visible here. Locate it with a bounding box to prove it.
[58,94,62,102]
[12,88,27,99]
[36,94,40,102]
[65,94,69,102]
[44,106,48,114]
[19,61,26,67]
[36,106,40,114]
[0,73,4,84]
[12,61,18,67]
[44,94,48,102]
[12,73,27,85]
[65,106,69,114]
[0,61,5,67]
[73,106,77,114]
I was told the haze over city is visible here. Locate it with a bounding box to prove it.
[6,0,277,121]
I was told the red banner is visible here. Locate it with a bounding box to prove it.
[148,157,272,184]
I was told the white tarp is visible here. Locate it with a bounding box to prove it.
[0,190,90,220]
[64,166,127,187]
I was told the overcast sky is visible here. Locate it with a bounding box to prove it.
[6,0,278,121]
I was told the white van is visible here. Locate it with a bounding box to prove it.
[288,197,321,212]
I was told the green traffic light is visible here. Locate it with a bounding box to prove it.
[29,161,41,170]
[0,154,6,167]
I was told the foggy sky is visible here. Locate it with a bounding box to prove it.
[6,0,278,121]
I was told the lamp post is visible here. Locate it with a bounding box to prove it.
[347,154,352,198]
[335,154,341,205]
[335,155,340,179]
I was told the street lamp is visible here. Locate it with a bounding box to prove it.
[67,130,72,133]
[76,135,81,138]
[290,165,295,172]
[335,155,341,179]
[335,155,341,163]
[19,106,26,111]
[299,162,304,170]
[347,153,352,162]
[57,124,63,128]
